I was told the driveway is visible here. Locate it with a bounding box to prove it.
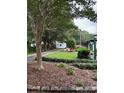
[27,49,60,62]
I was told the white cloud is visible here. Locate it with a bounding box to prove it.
[74,18,97,34]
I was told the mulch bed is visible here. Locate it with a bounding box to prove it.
[27,62,96,88]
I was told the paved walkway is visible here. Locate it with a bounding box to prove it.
[27,49,60,62]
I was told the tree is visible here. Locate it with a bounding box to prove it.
[42,19,78,50]
[80,31,94,42]
[66,38,76,49]
[28,15,78,52]
[27,0,97,70]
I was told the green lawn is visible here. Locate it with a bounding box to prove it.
[46,52,77,59]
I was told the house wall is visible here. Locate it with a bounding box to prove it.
[56,41,66,49]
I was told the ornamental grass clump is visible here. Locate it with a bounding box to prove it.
[57,63,66,68]
[67,67,75,75]
[76,78,84,87]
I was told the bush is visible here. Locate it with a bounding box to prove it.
[76,78,84,87]
[67,67,75,75]
[73,63,97,70]
[77,47,90,59]
[57,63,66,68]
[66,39,76,49]
[27,46,36,54]
[42,57,96,63]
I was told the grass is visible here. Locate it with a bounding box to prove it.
[46,52,77,59]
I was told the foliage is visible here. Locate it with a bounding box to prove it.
[42,27,75,50]
[42,57,96,63]
[27,41,36,53]
[57,63,67,68]
[28,0,76,67]
[27,0,97,68]
[66,39,76,49]
[80,30,94,42]
[67,67,75,75]
[77,47,90,59]
[72,63,97,70]
[28,0,97,41]
[76,78,84,87]
[28,12,78,51]
[68,30,94,45]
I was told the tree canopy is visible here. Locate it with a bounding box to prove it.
[28,0,97,31]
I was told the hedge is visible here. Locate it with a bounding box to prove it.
[42,57,96,63]
[77,47,90,59]
[72,63,97,70]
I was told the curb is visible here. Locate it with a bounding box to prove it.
[27,84,97,92]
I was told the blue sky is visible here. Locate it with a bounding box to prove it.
[74,1,97,34]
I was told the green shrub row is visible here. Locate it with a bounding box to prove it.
[72,63,97,70]
[42,57,96,63]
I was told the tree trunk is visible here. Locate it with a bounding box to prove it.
[31,14,46,70]
[35,40,44,70]
[35,26,44,70]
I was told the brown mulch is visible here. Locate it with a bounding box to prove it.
[27,62,96,88]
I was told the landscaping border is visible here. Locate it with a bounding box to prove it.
[27,84,97,93]
[72,63,97,70]
[42,57,96,63]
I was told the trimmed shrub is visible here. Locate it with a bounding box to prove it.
[67,67,75,75]
[77,47,90,59]
[42,57,96,63]
[72,63,97,70]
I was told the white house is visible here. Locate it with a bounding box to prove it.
[56,41,66,49]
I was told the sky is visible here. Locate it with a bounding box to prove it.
[73,1,97,34]
[74,18,97,34]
